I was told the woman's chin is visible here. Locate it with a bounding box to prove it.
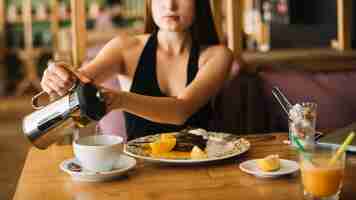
[160,26,186,33]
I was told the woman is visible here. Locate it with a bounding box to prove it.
[41,0,233,140]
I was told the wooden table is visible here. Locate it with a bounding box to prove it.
[13,133,356,200]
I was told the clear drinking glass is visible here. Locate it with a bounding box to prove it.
[289,102,317,149]
[300,146,346,200]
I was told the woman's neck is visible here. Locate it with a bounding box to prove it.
[157,30,192,56]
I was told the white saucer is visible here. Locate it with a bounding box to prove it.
[60,155,136,182]
[239,159,299,178]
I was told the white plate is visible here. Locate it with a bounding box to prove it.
[239,159,299,178]
[60,154,136,182]
[124,130,250,164]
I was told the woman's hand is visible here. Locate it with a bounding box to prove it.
[40,61,91,99]
[98,87,123,112]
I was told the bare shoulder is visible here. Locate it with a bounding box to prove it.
[88,33,151,76]
[200,45,233,65]
[106,33,150,50]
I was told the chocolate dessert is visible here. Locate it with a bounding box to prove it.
[172,132,208,152]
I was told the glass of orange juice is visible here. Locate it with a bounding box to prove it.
[299,146,346,200]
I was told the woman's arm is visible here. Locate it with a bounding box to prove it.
[78,36,128,85]
[41,35,133,97]
[109,45,233,125]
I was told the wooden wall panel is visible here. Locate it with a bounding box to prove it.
[70,0,87,69]
[210,0,224,43]
[337,0,352,50]
[226,0,243,57]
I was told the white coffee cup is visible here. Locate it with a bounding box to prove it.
[73,135,123,172]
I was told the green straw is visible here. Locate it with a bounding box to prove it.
[293,135,306,152]
[292,135,313,162]
[328,132,355,166]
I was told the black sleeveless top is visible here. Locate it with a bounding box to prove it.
[124,32,212,140]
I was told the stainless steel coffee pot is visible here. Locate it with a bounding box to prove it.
[22,81,107,149]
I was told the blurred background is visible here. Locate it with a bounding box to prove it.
[0,0,355,199]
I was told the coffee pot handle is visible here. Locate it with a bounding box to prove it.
[31,91,48,110]
[31,82,78,110]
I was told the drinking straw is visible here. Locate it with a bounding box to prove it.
[272,87,293,119]
[293,135,306,152]
[328,132,355,166]
[292,135,313,163]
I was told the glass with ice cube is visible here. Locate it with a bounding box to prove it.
[289,102,317,149]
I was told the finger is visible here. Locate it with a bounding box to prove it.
[41,81,60,100]
[41,71,56,93]
[73,71,91,84]
[49,91,61,101]
[44,69,66,89]
[46,79,67,96]
[45,69,73,93]
[48,61,91,84]
[47,69,75,89]
[48,61,75,83]
[41,80,54,94]
[41,70,64,100]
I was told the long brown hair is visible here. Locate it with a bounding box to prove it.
[144,0,220,46]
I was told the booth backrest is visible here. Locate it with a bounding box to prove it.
[252,64,356,134]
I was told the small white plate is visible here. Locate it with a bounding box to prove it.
[60,155,136,182]
[239,159,299,178]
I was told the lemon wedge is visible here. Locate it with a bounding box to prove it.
[160,133,176,141]
[257,154,280,172]
[190,146,208,159]
[150,136,176,155]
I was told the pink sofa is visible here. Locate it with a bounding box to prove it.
[258,68,356,134]
[249,64,356,134]
[97,78,127,141]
